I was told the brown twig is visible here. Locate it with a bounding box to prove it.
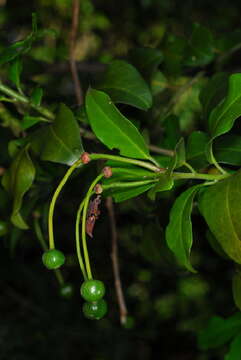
[69,0,83,106]
[148,144,174,157]
[106,197,128,324]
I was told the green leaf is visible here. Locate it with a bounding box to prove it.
[86,89,150,160]
[162,115,181,150]
[30,103,83,165]
[112,184,154,203]
[198,313,241,350]
[0,13,38,65]
[199,170,241,264]
[215,135,241,165]
[129,47,163,79]
[8,58,23,92]
[97,60,152,110]
[184,24,214,67]
[22,115,48,130]
[174,137,186,169]
[200,72,228,120]
[232,271,241,311]
[1,145,35,229]
[225,332,241,360]
[148,173,174,200]
[209,74,241,138]
[166,185,202,272]
[186,131,209,169]
[30,87,43,107]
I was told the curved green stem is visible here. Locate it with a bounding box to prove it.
[48,159,82,249]
[34,217,64,286]
[183,162,196,174]
[82,174,104,280]
[90,153,162,173]
[173,171,230,181]
[75,199,88,281]
[102,179,158,191]
[0,81,54,120]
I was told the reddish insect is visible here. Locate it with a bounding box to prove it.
[86,195,101,238]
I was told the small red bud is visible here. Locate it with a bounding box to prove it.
[94,184,103,194]
[81,152,91,164]
[102,166,112,178]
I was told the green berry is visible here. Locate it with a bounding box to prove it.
[82,299,107,320]
[59,283,74,299]
[80,279,105,302]
[42,249,65,270]
[0,220,8,237]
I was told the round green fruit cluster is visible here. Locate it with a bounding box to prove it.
[80,279,107,320]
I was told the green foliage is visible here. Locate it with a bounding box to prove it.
[166,185,201,272]
[30,103,84,165]
[1,5,241,358]
[2,145,35,229]
[85,89,151,159]
[97,60,152,110]
[199,170,241,264]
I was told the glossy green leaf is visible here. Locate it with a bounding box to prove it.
[206,230,230,260]
[186,131,209,169]
[215,135,241,165]
[184,24,214,67]
[174,137,186,169]
[209,74,241,138]
[112,184,154,203]
[225,332,241,360]
[162,115,181,150]
[200,72,228,120]
[148,173,174,200]
[2,145,35,229]
[198,313,241,350]
[22,115,48,130]
[129,47,163,79]
[8,58,23,92]
[232,271,241,311]
[86,89,150,160]
[97,60,152,110]
[0,14,38,65]
[199,170,241,264]
[166,185,202,272]
[30,103,83,165]
[30,87,43,107]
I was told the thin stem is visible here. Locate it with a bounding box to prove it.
[90,153,163,173]
[183,162,196,174]
[69,0,83,105]
[0,81,54,120]
[106,197,128,325]
[48,159,82,249]
[102,179,158,191]
[75,198,88,281]
[173,171,230,181]
[149,144,174,157]
[34,216,64,286]
[81,174,104,280]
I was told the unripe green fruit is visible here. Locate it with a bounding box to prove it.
[59,283,74,299]
[80,279,105,302]
[42,249,65,270]
[0,220,8,237]
[82,299,107,320]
